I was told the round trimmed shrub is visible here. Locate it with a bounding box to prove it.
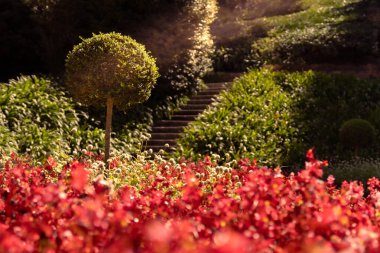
[368,107,380,131]
[65,32,159,164]
[339,119,376,150]
[65,32,159,110]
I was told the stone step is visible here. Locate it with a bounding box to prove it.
[147,139,177,146]
[173,109,203,115]
[154,120,189,127]
[181,104,208,110]
[206,82,232,89]
[171,115,197,121]
[197,90,223,96]
[152,126,184,133]
[186,99,213,104]
[144,80,236,154]
[207,81,232,86]
[190,94,215,100]
[150,132,181,139]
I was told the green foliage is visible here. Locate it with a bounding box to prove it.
[0,76,105,160]
[251,24,373,66]
[176,69,380,166]
[250,0,374,66]
[65,32,159,110]
[175,69,302,166]
[211,0,374,71]
[293,72,380,158]
[146,0,217,99]
[212,0,300,71]
[339,119,376,150]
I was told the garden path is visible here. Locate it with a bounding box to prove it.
[144,80,233,153]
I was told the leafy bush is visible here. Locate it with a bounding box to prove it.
[175,69,302,166]
[0,76,108,161]
[292,72,380,158]
[339,118,376,151]
[251,24,373,66]
[0,150,380,252]
[176,69,380,166]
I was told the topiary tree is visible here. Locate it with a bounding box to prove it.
[339,118,376,155]
[65,32,159,166]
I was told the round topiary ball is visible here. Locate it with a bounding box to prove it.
[368,107,380,131]
[65,32,159,110]
[339,118,376,150]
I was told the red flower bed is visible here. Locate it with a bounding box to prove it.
[0,150,379,252]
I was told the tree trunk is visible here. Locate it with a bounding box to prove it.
[105,97,113,168]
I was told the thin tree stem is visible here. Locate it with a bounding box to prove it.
[105,97,113,169]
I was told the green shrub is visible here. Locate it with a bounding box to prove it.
[251,24,373,66]
[0,76,107,160]
[175,69,303,166]
[66,32,158,110]
[249,0,374,67]
[339,119,376,151]
[291,72,380,158]
[66,32,159,163]
[175,69,380,166]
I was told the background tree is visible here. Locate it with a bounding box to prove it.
[65,32,159,166]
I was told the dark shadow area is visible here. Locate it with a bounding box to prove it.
[283,72,380,165]
[0,0,45,82]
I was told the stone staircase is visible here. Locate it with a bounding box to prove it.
[144,81,233,153]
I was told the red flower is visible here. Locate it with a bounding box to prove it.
[70,161,89,192]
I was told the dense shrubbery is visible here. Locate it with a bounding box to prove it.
[0,76,152,161]
[293,71,380,158]
[1,1,217,143]
[176,69,380,166]
[0,150,379,252]
[176,69,301,166]
[0,76,99,160]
